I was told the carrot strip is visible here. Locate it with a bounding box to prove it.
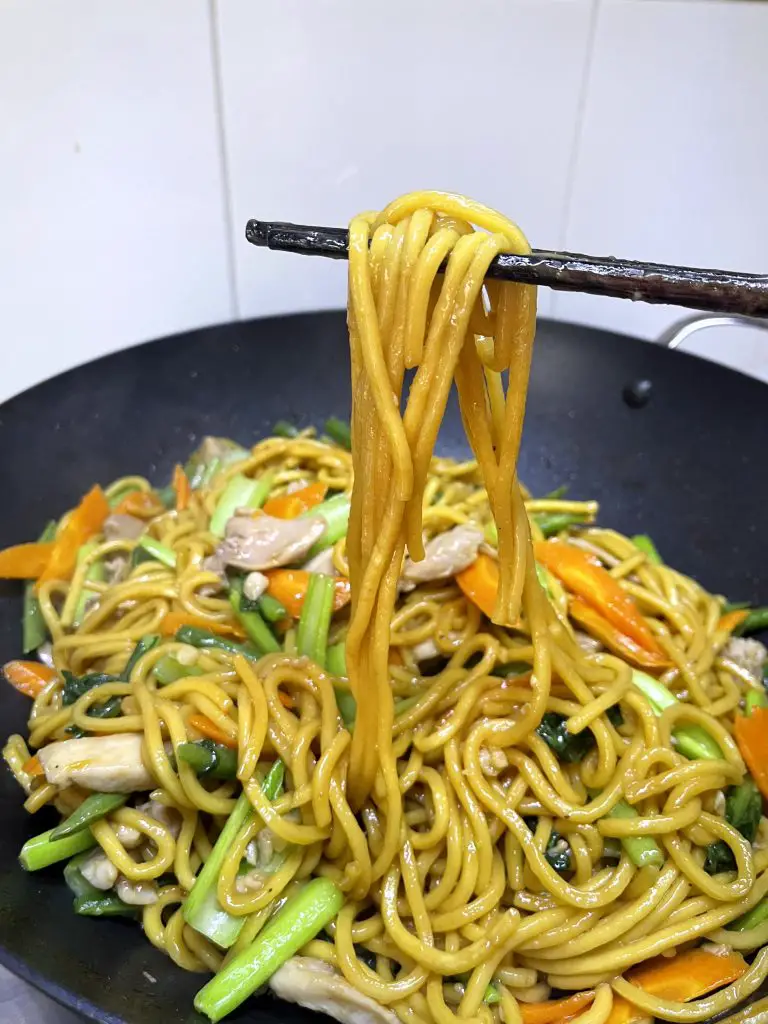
[535,541,664,656]
[22,754,45,778]
[734,705,768,800]
[263,481,327,519]
[160,611,246,641]
[519,991,594,1024]
[114,490,166,519]
[36,485,110,592]
[173,464,191,512]
[278,692,294,709]
[0,541,56,579]
[265,569,351,619]
[604,948,748,1024]
[4,660,57,699]
[718,608,751,634]
[188,713,238,749]
[569,599,671,670]
[456,553,499,620]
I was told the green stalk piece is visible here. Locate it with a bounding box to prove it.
[632,535,663,565]
[153,654,205,685]
[631,671,722,760]
[23,520,57,652]
[229,579,280,654]
[183,760,285,948]
[137,535,177,569]
[297,574,335,668]
[194,877,344,1022]
[20,827,96,871]
[73,541,106,625]
[304,494,351,556]
[605,800,665,868]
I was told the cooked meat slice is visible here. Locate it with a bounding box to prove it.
[115,877,158,905]
[206,514,326,573]
[38,734,153,792]
[103,513,145,542]
[402,525,483,587]
[269,957,398,1024]
[80,849,119,890]
[722,637,768,682]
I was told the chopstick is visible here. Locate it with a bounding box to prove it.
[246,218,768,318]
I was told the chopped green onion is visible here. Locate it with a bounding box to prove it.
[177,740,237,779]
[194,877,344,1022]
[327,642,356,727]
[257,593,287,623]
[304,494,351,556]
[74,893,137,917]
[20,827,97,871]
[484,984,500,1005]
[631,671,722,760]
[153,654,205,685]
[746,689,768,715]
[137,535,177,569]
[730,897,768,931]
[324,417,351,450]
[122,634,160,681]
[735,607,768,637]
[272,420,300,438]
[297,574,335,668]
[73,541,106,625]
[184,761,284,949]
[544,485,568,500]
[229,578,280,654]
[534,512,588,538]
[632,535,663,565]
[174,625,259,661]
[22,520,57,652]
[606,801,664,868]
[51,792,127,841]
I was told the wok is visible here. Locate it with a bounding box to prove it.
[0,311,766,1023]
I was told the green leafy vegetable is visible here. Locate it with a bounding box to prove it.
[52,792,127,840]
[122,634,160,681]
[61,671,119,706]
[324,417,351,450]
[177,740,237,779]
[704,778,762,875]
[536,712,595,763]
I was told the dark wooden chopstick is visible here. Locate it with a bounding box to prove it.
[246,218,768,319]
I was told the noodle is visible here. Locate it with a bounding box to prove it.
[3,191,768,1024]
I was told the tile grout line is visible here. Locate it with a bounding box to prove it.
[551,0,601,319]
[207,0,240,319]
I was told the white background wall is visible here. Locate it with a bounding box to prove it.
[1,0,767,405]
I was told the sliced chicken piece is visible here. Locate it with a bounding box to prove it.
[116,877,158,906]
[723,637,768,683]
[206,513,326,574]
[104,554,129,584]
[38,734,153,793]
[411,631,462,664]
[401,525,484,588]
[478,746,509,777]
[137,799,182,839]
[269,957,398,1024]
[36,642,55,668]
[302,548,337,576]
[103,513,145,542]
[80,849,119,890]
[243,570,269,602]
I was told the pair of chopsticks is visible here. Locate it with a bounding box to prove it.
[246,218,768,318]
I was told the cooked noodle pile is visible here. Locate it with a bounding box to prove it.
[4,193,768,1024]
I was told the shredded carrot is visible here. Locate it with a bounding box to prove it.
[604,948,748,1024]
[114,489,166,519]
[456,552,499,620]
[159,611,246,641]
[278,691,294,708]
[22,754,45,778]
[519,991,595,1024]
[36,485,110,593]
[535,540,665,656]
[4,660,57,699]
[265,569,351,619]
[188,714,238,749]
[569,598,671,670]
[173,464,191,512]
[718,608,750,634]
[263,481,327,519]
[734,705,768,800]
[0,541,56,579]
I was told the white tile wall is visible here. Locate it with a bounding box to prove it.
[0,0,233,404]
[215,0,597,322]
[552,0,768,380]
[0,0,767,402]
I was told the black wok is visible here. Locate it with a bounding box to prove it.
[0,312,766,1023]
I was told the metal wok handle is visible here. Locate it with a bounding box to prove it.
[656,313,768,351]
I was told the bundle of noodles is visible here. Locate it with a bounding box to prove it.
[0,192,767,1024]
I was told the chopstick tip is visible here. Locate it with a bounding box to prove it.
[245,219,269,245]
